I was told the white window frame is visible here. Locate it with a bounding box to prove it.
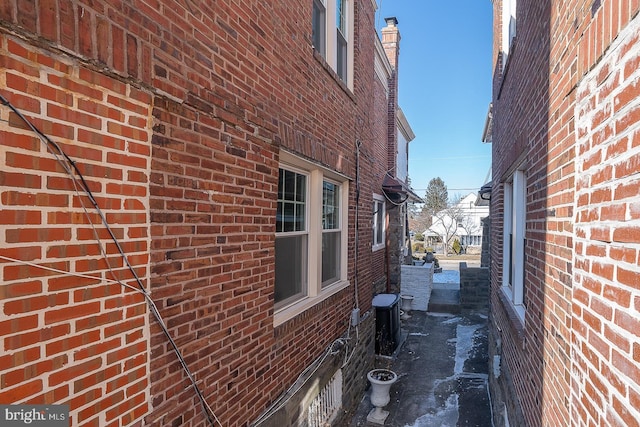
[311,0,354,89]
[501,0,517,69]
[275,151,350,326]
[312,0,326,57]
[501,169,526,323]
[372,194,385,252]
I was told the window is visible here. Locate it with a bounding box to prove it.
[322,181,341,286]
[461,235,482,247]
[275,152,349,324]
[275,169,308,306]
[311,0,353,86]
[502,169,526,323]
[336,0,347,81]
[312,0,326,56]
[372,195,385,251]
[501,0,517,68]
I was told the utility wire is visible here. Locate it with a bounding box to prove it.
[0,94,220,426]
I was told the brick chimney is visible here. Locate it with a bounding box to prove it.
[382,17,400,176]
[382,17,400,70]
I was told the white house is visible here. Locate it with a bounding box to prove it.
[427,192,489,253]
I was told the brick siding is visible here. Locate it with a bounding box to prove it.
[0,1,389,426]
[489,1,640,426]
[0,32,153,426]
[573,13,640,427]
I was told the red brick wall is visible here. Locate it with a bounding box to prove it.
[1,0,383,426]
[490,1,640,426]
[369,63,391,294]
[0,32,153,426]
[573,11,640,427]
[490,3,559,422]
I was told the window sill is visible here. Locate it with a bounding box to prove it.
[312,48,355,101]
[274,279,351,327]
[372,243,385,252]
[498,286,525,341]
[496,38,517,100]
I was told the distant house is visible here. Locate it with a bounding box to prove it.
[427,193,489,254]
[487,1,640,426]
[0,2,416,426]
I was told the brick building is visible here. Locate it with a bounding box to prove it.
[0,1,414,426]
[488,1,640,426]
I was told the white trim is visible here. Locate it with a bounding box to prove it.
[501,168,526,325]
[275,152,350,324]
[374,36,392,92]
[397,108,415,142]
[274,280,350,327]
[372,194,386,251]
[500,0,517,69]
[500,285,525,324]
[502,182,513,292]
[511,170,526,306]
[317,0,354,89]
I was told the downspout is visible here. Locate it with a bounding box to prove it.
[385,205,391,293]
[354,140,361,310]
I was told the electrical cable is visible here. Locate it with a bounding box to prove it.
[0,255,145,293]
[253,141,364,425]
[0,94,220,426]
[252,326,356,426]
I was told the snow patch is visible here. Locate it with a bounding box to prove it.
[433,269,459,284]
[428,313,457,318]
[403,394,459,427]
[442,316,461,324]
[455,323,482,374]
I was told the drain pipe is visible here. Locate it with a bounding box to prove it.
[353,140,362,314]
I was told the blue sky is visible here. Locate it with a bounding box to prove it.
[375,1,494,200]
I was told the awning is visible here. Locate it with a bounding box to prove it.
[382,174,423,203]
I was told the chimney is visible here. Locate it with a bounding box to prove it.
[381,17,400,176]
[381,17,400,70]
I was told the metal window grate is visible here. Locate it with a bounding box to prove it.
[307,369,343,427]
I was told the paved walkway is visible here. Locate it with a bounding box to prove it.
[348,263,492,427]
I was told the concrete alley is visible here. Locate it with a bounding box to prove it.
[349,261,492,427]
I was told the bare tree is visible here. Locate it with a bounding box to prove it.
[429,198,464,255]
[408,203,432,234]
[457,214,481,253]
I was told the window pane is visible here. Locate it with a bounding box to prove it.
[276,201,283,232]
[296,173,306,202]
[312,0,326,56]
[275,235,308,306]
[277,168,306,232]
[282,169,295,200]
[322,231,340,286]
[283,203,295,232]
[295,203,305,232]
[336,0,345,33]
[374,201,384,245]
[337,30,347,81]
[323,181,339,230]
[508,232,513,287]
